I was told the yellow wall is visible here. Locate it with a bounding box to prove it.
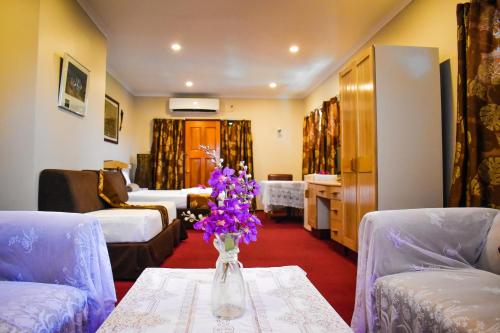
[132,97,305,183]
[0,0,40,210]
[305,0,461,198]
[0,0,135,209]
[105,73,137,164]
[305,0,461,111]
[33,0,108,178]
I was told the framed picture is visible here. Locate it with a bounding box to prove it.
[58,53,90,116]
[104,95,120,144]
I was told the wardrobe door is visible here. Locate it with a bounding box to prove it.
[354,47,377,247]
[340,64,358,251]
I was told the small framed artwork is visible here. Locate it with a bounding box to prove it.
[58,53,90,116]
[104,95,120,144]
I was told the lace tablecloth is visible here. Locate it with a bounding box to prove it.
[98,266,352,333]
[259,181,306,212]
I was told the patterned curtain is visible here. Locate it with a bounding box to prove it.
[302,97,341,176]
[220,120,254,177]
[449,0,499,208]
[321,97,341,174]
[302,110,319,175]
[150,119,185,190]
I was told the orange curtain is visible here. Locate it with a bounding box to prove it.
[220,120,254,177]
[150,119,185,190]
[449,0,499,208]
[302,97,340,176]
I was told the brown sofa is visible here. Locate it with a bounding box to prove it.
[39,169,187,280]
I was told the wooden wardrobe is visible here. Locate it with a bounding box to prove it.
[339,45,443,251]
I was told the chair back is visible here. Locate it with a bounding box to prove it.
[268,174,293,181]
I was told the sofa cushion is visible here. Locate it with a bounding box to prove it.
[476,212,500,274]
[0,281,88,333]
[99,170,129,205]
[375,268,500,333]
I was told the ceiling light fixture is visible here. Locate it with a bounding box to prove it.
[269,82,277,89]
[185,81,193,87]
[171,43,182,51]
[289,45,299,53]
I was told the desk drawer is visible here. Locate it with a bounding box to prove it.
[330,217,342,242]
[314,185,342,200]
[329,200,342,219]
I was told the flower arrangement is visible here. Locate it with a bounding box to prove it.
[183,145,262,245]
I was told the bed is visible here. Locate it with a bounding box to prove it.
[85,200,176,243]
[128,187,212,209]
[38,169,187,280]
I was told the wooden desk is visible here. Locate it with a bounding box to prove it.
[306,181,342,240]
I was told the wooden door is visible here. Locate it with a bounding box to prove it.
[340,63,358,251]
[354,47,377,245]
[185,120,220,187]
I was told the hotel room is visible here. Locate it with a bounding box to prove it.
[0,0,498,332]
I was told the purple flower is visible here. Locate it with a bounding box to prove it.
[190,158,262,244]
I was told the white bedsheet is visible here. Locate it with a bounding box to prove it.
[128,188,212,209]
[85,201,176,243]
[126,200,177,223]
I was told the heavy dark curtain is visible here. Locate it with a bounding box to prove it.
[220,120,254,176]
[449,0,499,208]
[302,97,340,176]
[150,119,185,190]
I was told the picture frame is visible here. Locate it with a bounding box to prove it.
[104,95,120,144]
[58,53,90,116]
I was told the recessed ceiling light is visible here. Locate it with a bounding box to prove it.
[289,45,299,53]
[185,81,193,87]
[269,82,277,89]
[171,43,182,51]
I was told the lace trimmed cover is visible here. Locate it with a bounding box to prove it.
[351,208,499,333]
[260,181,306,212]
[375,269,500,333]
[98,266,352,332]
[0,211,117,333]
[0,281,88,333]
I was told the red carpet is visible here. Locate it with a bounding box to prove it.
[114,212,357,322]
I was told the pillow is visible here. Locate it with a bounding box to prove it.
[126,183,140,192]
[121,167,132,185]
[476,212,500,275]
[98,170,129,205]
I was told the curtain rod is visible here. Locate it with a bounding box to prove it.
[307,95,339,115]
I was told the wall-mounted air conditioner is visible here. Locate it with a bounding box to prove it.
[169,98,219,113]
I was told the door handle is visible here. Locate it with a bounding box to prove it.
[350,158,358,172]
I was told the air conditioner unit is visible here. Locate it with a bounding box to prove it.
[169,98,219,113]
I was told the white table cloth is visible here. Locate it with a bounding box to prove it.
[98,266,352,333]
[259,181,306,212]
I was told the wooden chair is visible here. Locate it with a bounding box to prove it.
[267,174,293,221]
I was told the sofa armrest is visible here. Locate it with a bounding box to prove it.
[0,211,116,332]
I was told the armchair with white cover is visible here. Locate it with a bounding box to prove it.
[351,208,500,333]
[0,211,116,333]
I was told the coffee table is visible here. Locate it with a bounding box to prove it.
[98,266,352,332]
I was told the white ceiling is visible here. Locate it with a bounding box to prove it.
[78,0,411,99]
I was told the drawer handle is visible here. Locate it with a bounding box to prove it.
[332,209,339,213]
[332,229,339,233]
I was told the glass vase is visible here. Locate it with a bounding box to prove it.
[211,232,246,319]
